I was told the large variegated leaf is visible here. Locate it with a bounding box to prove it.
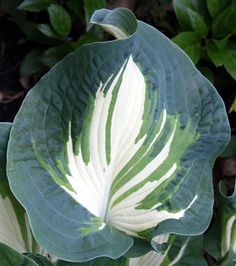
[205,180,236,266]
[0,123,36,254]
[7,7,230,262]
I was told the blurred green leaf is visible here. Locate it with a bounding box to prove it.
[66,0,84,18]
[18,0,53,12]
[0,243,37,266]
[173,0,192,29]
[204,222,221,261]
[172,31,201,64]
[222,43,236,80]
[212,4,236,38]
[207,0,231,18]
[48,4,72,36]
[187,8,208,38]
[198,66,214,84]
[229,95,236,113]
[25,254,54,266]
[37,24,60,39]
[220,135,236,157]
[84,0,107,23]
[173,0,208,30]
[40,45,73,67]
[55,257,128,266]
[20,49,44,76]
[213,35,231,50]
[207,42,225,67]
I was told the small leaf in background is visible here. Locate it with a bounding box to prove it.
[229,95,236,113]
[66,0,84,18]
[40,45,73,67]
[18,0,53,12]
[84,0,107,23]
[36,24,60,39]
[198,67,214,84]
[73,33,100,48]
[222,43,236,81]
[220,135,236,157]
[172,31,201,64]
[20,49,44,76]
[213,35,231,50]
[172,0,193,30]
[212,4,236,38]
[187,8,208,38]
[207,42,225,67]
[48,4,72,37]
[207,0,231,18]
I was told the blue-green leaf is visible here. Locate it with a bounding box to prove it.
[7,7,230,262]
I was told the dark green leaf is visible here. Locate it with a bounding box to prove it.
[40,45,74,67]
[222,43,236,80]
[187,8,208,38]
[0,243,37,266]
[220,135,236,157]
[173,0,208,30]
[204,222,221,261]
[212,4,236,38]
[207,0,231,18]
[55,257,128,266]
[84,0,107,23]
[0,123,12,181]
[207,42,225,67]
[36,24,60,39]
[213,35,231,50]
[173,0,192,29]
[66,0,84,18]
[18,0,53,12]
[25,254,54,266]
[48,4,72,36]
[172,31,201,64]
[198,67,214,84]
[20,49,44,76]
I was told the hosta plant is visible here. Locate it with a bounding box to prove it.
[0,7,230,264]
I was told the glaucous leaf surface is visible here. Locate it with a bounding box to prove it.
[7,7,230,262]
